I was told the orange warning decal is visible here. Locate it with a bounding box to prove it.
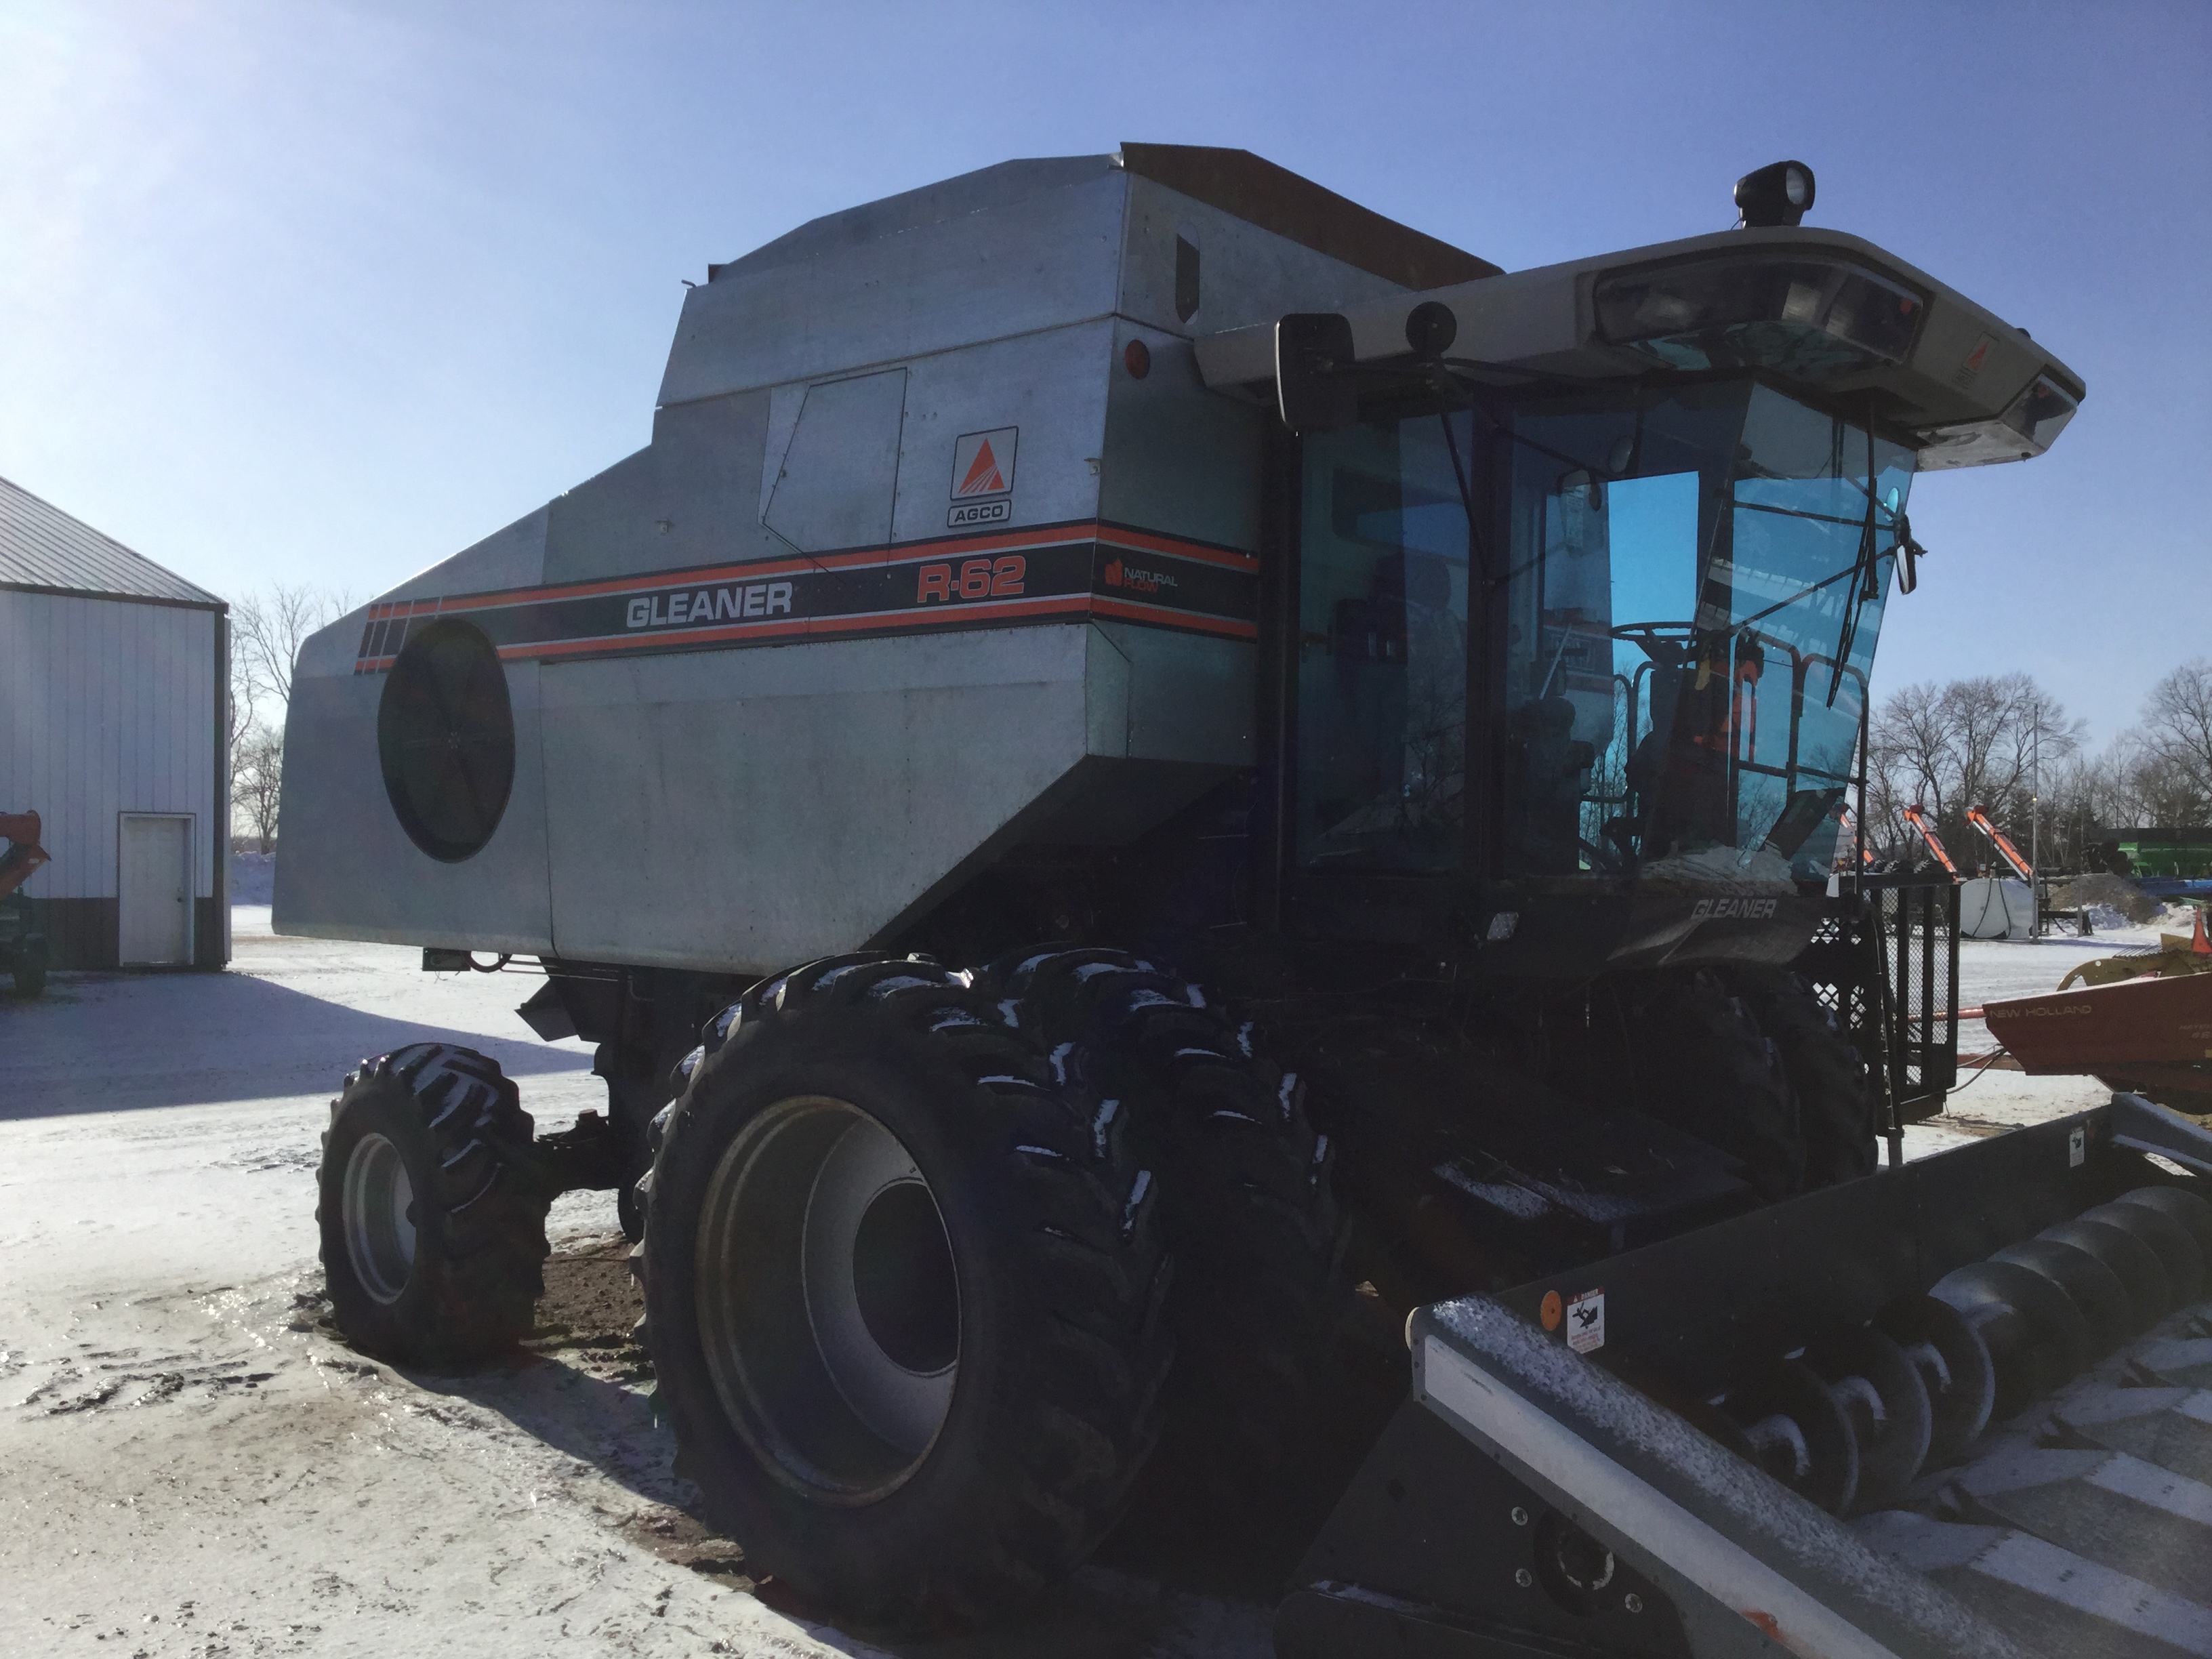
[1540,1290,1563,1332]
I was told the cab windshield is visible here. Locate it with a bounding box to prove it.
[1294,380,1914,880]
[1503,382,1913,881]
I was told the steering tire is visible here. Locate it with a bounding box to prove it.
[316,1044,550,1366]
[1622,968,1805,1200]
[1731,968,1879,1187]
[638,955,1170,1629]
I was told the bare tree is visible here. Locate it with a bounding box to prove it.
[1868,674,2081,866]
[224,615,258,834]
[226,584,348,854]
[234,725,285,854]
[2104,736,2212,828]
[2136,659,2212,811]
[233,584,354,712]
[1868,679,1955,852]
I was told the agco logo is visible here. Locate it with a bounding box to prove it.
[947,428,1017,529]
[1691,897,1778,922]
[1103,557,1177,596]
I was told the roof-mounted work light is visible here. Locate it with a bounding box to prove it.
[1734,161,1816,228]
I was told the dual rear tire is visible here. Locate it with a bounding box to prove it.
[637,956,1173,1628]
[636,949,1345,1626]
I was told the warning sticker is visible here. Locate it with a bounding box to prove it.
[2069,1125,2086,1168]
[1565,1288,1605,1354]
[1952,333,1994,388]
[1540,1290,1563,1332]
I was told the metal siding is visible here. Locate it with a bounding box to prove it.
[535,626,1109,972]
[387,503,552,605]
[888,323,1110,543]
[1117,177,1414,336]
[0,592,217,903]
[659,170,1130,407]
[274,659,555,954]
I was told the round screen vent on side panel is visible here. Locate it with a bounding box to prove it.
[376,619,516,863]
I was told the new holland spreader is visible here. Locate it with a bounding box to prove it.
[277,146,2212,1656]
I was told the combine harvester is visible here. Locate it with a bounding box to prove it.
[276,148,2212,1655]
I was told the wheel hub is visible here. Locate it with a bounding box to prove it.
[697,1097,961,1500]
[343,1131,416,1304]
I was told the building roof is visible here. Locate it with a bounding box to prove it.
[0,473,222,609]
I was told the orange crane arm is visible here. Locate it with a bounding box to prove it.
[1900,804,1960,878]
[1965,806,2034,880]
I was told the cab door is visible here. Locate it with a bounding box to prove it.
[1280,417,1474,939]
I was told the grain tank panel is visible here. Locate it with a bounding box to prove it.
[277,148,1431,970]
[658,159,1130,408]
[537,625,1124,971]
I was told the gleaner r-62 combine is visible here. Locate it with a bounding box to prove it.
[279,148,2212,1656]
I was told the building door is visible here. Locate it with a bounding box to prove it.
[119,813,193,965]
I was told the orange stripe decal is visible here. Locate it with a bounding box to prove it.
[353,518,1256,673]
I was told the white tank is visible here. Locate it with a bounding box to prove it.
[1959,876,2036,939]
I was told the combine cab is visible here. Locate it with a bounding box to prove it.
[279,148,2212,1654]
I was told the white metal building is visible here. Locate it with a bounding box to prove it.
[0,474,228,969]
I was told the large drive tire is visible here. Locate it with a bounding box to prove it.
[316,1044,551,1366]
[638,955,1171,1630]
[1622,969,1805,1201]
[13,936,47,998]
[1731,969,1879,1187]
[990,949,1343,1525]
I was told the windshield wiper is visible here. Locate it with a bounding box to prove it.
[1823,424,1885,706]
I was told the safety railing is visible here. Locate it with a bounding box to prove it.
[1795,870,1959,1155]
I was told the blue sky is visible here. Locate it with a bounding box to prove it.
[2,1,2205,743]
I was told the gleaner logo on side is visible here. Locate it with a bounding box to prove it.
[1691,897,1779,921]
[947,428,1017,529]
[628,581,794,629]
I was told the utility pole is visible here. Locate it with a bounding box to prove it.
[2030,699,2042,936]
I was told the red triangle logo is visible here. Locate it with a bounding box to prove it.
[958,439,1006,496]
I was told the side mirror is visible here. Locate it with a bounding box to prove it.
[1275,312,1358,434]
[1894,514,1923,594]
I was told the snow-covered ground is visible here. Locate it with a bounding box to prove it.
[0,911,1261,1659]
